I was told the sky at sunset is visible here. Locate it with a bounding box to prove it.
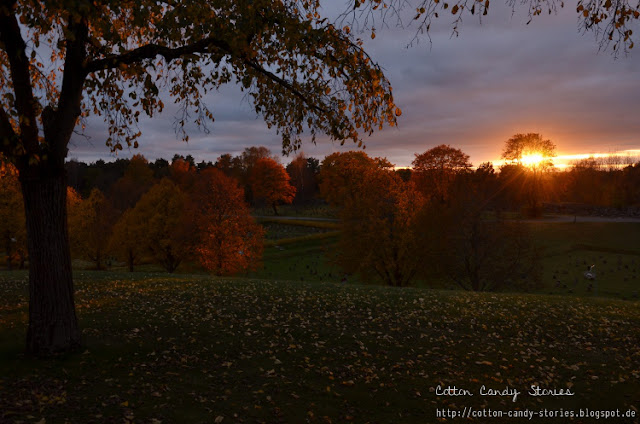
[68,2,640,168]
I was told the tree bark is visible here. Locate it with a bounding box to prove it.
[21,170,81,356]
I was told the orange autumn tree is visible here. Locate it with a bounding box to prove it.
[249,157,296,215]
[192,169,264,275]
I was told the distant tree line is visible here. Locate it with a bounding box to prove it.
[64,147,320,211]
[2,137,639,289]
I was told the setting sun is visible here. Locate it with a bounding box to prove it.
[521,153,545,167]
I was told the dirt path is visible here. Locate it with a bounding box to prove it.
[519,214,640,223]
[257,214,640,224]
[254,215,339,222]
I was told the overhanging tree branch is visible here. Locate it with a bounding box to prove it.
[86,36,331,123]
[84,37,232,74]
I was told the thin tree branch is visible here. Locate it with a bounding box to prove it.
[241,57,328,115]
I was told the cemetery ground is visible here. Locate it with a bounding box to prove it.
[1,219,639,423]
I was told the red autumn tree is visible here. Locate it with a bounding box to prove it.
[169,157,197,192]
[249,157,296,215]
[192,169,264,275]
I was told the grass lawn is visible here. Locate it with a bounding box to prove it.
[252,220,640,300]
[2,220,639,423]
[64,217,640,301]
[247,235,346,283]
[1,273,639,423]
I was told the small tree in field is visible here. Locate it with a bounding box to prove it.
[133,179,194,273]
[69,188,116,270]
[250,158,296,215]
[501,133,556,217]
[417,193,541,292]
[337,167,425,287]
[193,169,264,275]
[109,209,145,273]
[319,151,393,207]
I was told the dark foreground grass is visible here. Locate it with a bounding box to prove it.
[1,273,639,423]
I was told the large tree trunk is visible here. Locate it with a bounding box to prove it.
[1,7,88,357]
[21,171,81,356]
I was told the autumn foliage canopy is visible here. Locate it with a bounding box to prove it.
[250,157,296,215]
[192,169,264,276]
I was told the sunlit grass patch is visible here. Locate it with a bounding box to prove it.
[264,231,341,247]
[253,204,338,219]
[258,217,340,229]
